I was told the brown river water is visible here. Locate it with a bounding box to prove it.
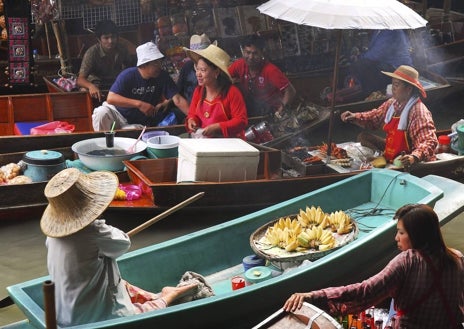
[1,89,463,327]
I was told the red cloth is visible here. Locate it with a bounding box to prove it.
[383,116,410,162]
[185,85,248,138]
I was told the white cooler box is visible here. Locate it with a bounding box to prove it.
[176,138,260,182]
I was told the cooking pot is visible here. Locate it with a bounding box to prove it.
[18,150,66,182]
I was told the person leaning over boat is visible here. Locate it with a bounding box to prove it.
[41,168,201,327]
[283,204,464,329]
[77,20,134,103]
[340,65,438,167]
[228,34,296,118]
[92,41,189,131]
[183,43,248,138]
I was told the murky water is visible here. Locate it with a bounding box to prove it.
[1,89,463,327]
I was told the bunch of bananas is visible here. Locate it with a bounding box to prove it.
[297,226,335,251]
[263,206,353,253]
[297,206,329,228]
[328,210,353,234]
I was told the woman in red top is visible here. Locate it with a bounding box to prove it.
[340,65,437,167]
[183,44,248,139]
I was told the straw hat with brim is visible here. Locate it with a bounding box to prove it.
[183,44,232,82]
[382,65,427,98]
[40,168,119,238]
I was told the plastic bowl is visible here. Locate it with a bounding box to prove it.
[142,130,169,142]
[72,137,147,171]
[146,135,181,158]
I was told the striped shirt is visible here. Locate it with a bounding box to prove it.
[353,98,438,161]
[311,249,464,328]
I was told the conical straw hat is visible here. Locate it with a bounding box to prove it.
[183,44,232,82]
[40,168,119,238]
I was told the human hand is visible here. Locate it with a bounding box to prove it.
[340,111,355,123]
[139,102,156,116]
[187,119,198,132]
[155,99,173,115]
[398,154,416,167]
[283,292,312,312]
[88,85,102,101]
[201,123,221,137]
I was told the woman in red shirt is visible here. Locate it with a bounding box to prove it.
[183,44,248,139]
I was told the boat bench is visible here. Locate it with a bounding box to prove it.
[0,92,93,135]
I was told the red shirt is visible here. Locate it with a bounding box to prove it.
[185,85,248,138]
[228,58,290,111]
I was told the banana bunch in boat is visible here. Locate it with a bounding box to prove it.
[297,226,335,251]
[296,206,330,229]
[264,216,302,251]
[328,210,353,234]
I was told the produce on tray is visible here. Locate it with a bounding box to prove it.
[263,206,354,253]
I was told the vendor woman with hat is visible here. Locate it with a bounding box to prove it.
[341,65,438,166]
[183,43,248,138]
[41,168,200,326]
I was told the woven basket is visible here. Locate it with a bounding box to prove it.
[249,214,359,263]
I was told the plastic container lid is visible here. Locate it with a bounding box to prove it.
[438,135,451,145]
[23,150,65,165]
[244,266,272,284]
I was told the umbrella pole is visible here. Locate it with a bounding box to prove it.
[326,30,342,162]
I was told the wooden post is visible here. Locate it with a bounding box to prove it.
[43,280,57,329]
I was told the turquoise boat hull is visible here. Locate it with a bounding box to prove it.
[8,170,464,329]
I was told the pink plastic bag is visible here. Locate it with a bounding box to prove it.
[30,121,75,135]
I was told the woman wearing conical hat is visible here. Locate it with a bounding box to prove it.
[341,65,438,166]
[183,44,248,139]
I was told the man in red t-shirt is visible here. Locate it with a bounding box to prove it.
[228,34,296,118]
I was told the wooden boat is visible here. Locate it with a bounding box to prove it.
[5,170,464,329]
[3,127,464,220]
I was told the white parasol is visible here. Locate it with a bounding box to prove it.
[257,0,428,158]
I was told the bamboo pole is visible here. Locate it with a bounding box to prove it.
[126,192,205,237]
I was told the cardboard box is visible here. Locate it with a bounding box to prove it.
[177,139,260,182]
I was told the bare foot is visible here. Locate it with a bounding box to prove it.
[161,284,198,305]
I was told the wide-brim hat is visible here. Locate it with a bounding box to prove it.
[40,168,119,238]
[183,44,232,82]
[190,33,213,50]
[137,41,164,67]
[382,65,427,98]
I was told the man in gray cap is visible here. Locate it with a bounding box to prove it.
[92,42,189,131]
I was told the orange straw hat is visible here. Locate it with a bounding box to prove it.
[382,65,427,98]
[40,168,119,238]
[183,44,232,82]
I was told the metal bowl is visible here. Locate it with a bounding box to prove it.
[72,137,147,171]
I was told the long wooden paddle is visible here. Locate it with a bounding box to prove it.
[126,192,204,237]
